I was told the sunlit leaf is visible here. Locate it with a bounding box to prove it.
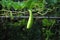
[12,2,20,10]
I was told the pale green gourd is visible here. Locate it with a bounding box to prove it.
[27,9,33,29]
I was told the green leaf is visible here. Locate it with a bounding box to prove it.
[1,0,7,7]
[19,2,26,9]
[46,0,57,5]
[12,2,20,10]
[37,0,45,10]
[46,30,54,36]
[6,1,12,9]
[42,19,56,26]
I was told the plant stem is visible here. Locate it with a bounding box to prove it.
[10,11,14,20]
[45,36,49,40]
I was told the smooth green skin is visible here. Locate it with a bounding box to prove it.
[27,10,33,29]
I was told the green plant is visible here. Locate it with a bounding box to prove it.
[45,30,54,40]
[25,0,46,29]
[42,19,56,27]
[13,19,27,27]
[42,19,56,40]
[1,0,57,29]
[0,0,47,29]
[0,0,59,40]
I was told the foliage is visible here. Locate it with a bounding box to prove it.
[42,18,56,40]
[0,0,60,40]
[45,30,54,40]
[42,19,56,27]
[0,0,45,29]
[0,0,45,10]
[13,19,27,27]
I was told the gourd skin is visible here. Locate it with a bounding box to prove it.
[27,10,33,29]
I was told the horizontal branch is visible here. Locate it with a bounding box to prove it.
[0,16,60,19]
